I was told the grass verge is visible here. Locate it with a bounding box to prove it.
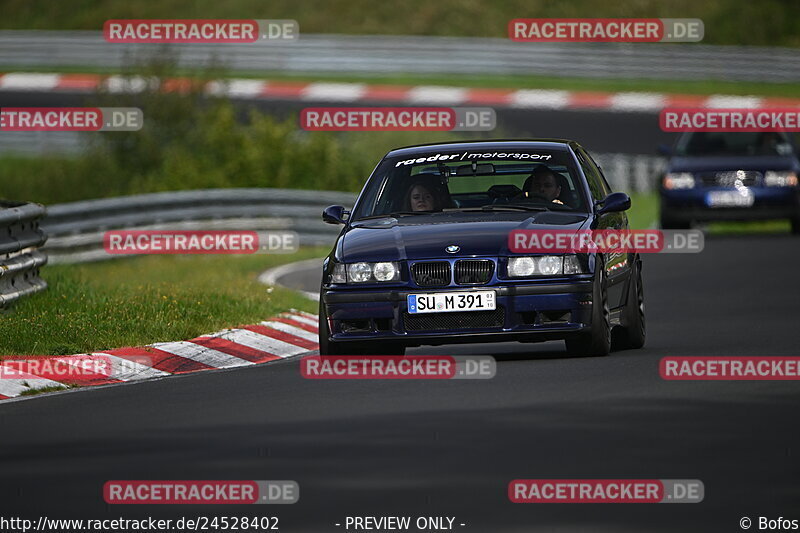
[0,248,325,357]
[4,66,800,99]
[628,193,658,229]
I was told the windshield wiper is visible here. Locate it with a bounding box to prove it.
[388,211,439,216]
[449,205,549,213]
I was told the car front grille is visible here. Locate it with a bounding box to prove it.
[455,259,494,285]
[411,261,451,287]
[699,170,760,187]
[404,307,505,331]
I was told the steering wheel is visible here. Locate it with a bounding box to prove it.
[487,184,521,201]
[527,192,552,202]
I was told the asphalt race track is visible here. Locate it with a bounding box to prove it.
[1,233,799,532]
[0,90,678,155]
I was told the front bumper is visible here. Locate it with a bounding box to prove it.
[322,279,594,347]
[660,186,800,222]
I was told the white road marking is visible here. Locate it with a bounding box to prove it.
[0,73,61,90]
[149,341,254,369]
[260,321,319,342]
[407,86,467,105]
[209,328,308,357]
[283,314,318,328]
[91,353,171,381]
[510,89,570,109]
[302,83,366,101]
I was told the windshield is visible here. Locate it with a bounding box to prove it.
[351,148,589,220]
[675,132,796,157]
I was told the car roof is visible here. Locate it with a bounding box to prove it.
[385,139,581,158]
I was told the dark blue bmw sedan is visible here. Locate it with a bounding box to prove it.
[659,132,800,232]
[318,140,645,357]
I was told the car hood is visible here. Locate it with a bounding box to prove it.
[341,212,589,261]
[668,155,798,173]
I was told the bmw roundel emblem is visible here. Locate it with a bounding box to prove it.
[445,245,460,254]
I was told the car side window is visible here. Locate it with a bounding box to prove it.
[586,151,613,196]
[575,148,606,202]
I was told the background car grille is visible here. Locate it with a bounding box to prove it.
[404,307,505,331]
[411,261,450,287]
[699,170,761,187]
[455,259,494,285]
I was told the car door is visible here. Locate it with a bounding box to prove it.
[576,148,630,309]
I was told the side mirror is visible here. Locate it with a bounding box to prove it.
[595,192,631,216]
[322,205,349,225]
[657,144,672,156]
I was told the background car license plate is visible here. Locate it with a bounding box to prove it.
[706,190,754,208]
[408,291,496,314]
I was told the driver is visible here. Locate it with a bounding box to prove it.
[524,166,564,205]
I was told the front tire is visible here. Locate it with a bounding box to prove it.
[791,216,800,235]
[565,260,611,357]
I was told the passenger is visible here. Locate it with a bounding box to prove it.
[404,182,441,212]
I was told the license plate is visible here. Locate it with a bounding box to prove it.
[407,291,496,314]
[706,190,754,208]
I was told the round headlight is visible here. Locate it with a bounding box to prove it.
[508,257,535,277]
[347,262,372,282]
[538,256,562,275]
[373,262,397,281]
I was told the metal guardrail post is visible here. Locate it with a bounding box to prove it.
[0,201,48,308]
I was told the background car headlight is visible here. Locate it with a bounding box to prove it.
[373,261,399,282]
[538,255,562,275]
[508,256,536,277]
[663,172,695,189]
[764,171,798,187]
[347,262,372,282]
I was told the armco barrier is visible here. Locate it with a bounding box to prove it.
[41,188,357,264]
[0,201,48,307]
[0,31,798,82]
